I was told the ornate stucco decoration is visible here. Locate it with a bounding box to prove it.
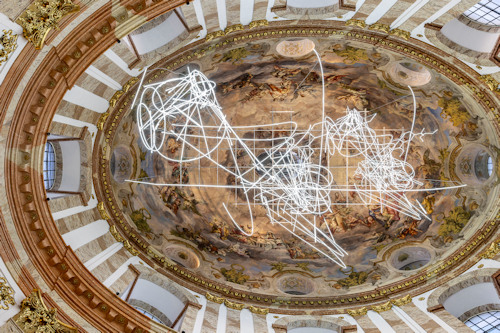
[206,20,268,42]
[369,23,390,33]
[0,277,15,310]
[0,30,18,67]
[346,307,368,317]
[391,294,412,307]
[110,225,140,256]
[480,75,500,93]
[389,28,410,40]
[16,0,80,49]
[371,301,393,313]
[14,290,77,332]
[205,293,268,314]
[481,240,500,259]
[345,19,366,28]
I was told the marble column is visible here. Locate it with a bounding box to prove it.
[179,303,202,333]
[428,305,474,333]
[400,303,443,332]
[378,309,414,332]
[201,301,222,333]
[355,315,381,333]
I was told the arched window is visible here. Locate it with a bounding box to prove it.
[465,311,500,332]
[43,142,56,190]
[464,0,500,26]
[133,306,166,326]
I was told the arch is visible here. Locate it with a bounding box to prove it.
[272,315,355,332]
[427,268,500,309]
[130,264,199,305]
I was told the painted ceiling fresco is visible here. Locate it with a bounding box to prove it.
[109,38,499,296]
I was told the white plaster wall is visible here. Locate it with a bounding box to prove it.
[58,141,81,192]
[443,282,500,318]
[441,18,500,53]
[128,279,186,323]
[130,13,186,55]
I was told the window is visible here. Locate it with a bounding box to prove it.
[465,311,500,332]
[43,142,56,190]
[133,307,166,326]
[464,0,500,26]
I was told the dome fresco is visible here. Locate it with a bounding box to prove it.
[102,37,499,299]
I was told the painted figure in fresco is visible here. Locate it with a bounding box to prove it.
[396,219,422,240]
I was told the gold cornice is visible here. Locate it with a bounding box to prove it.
[391,295,412,307]
[206,293,269,313]
[369,23,390,33]
[0,30,18,66]
[345,19,366,28]
[206,20,268,42]
[481,239,500,259]
[371,301,392,313]
[346,307,367,317]
[16,0,79,49]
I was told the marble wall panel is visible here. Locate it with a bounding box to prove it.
[375,0,417,26]
[200,0,221,33]
[48,195,82,214]
[253,313,267,332]
[74,71,117,101]
[226,0,240,26]
[109,267,136,296]
[200,301,221,333]
[225,308,240,333]
[49,121,84,139]
[54,207,101,234]
[355,315,381,333]
[56,100,101,126]
[353,0,383,20]
[74,233,116,264]
[109,41,139,69]
[92,52,132,86]
[379,309,413,332]
[90,246,130,283]
[180,304,200,333]
[400,303,445,333]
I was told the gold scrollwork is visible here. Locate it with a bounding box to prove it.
[109,77,139,107]
[15,289,77,332]
[206,20,269,42]
[481,240,500,259]
[97,202,110,220]
[16,0,79,49]
[0,30,18,67]
[97,112,109,131]
[248,305,269,315]
[345,19,366,28]
[205,293,269,314]
[369,23,390,33]
[0,277,15,310]
[391,294,412,307]
[205,292,225,304]
[110,226,140,256]
[371,300,393,313]
[224,299,245,310]
[480,75,500,93]
[346,306,368,317]
[248,20,268,29]
[390,28,410,40]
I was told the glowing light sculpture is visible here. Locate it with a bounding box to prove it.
[129,53,464,268]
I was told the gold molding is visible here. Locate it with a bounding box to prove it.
[481,240,500,259]
[391,294,412,307]
[390,28,410,40]
[0,277,15,310]
[97,201,110,220]
[0,30,18,66]
[205,293,268,314]
[371,301,393,313]
[346,307,368,317]
[206,20,268,42]
[14,290,77,332]
[345,19,366,28]
[369,23,390,33]
[16,0,79,49]
[110,225,140,256]
[480,75,500,93]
